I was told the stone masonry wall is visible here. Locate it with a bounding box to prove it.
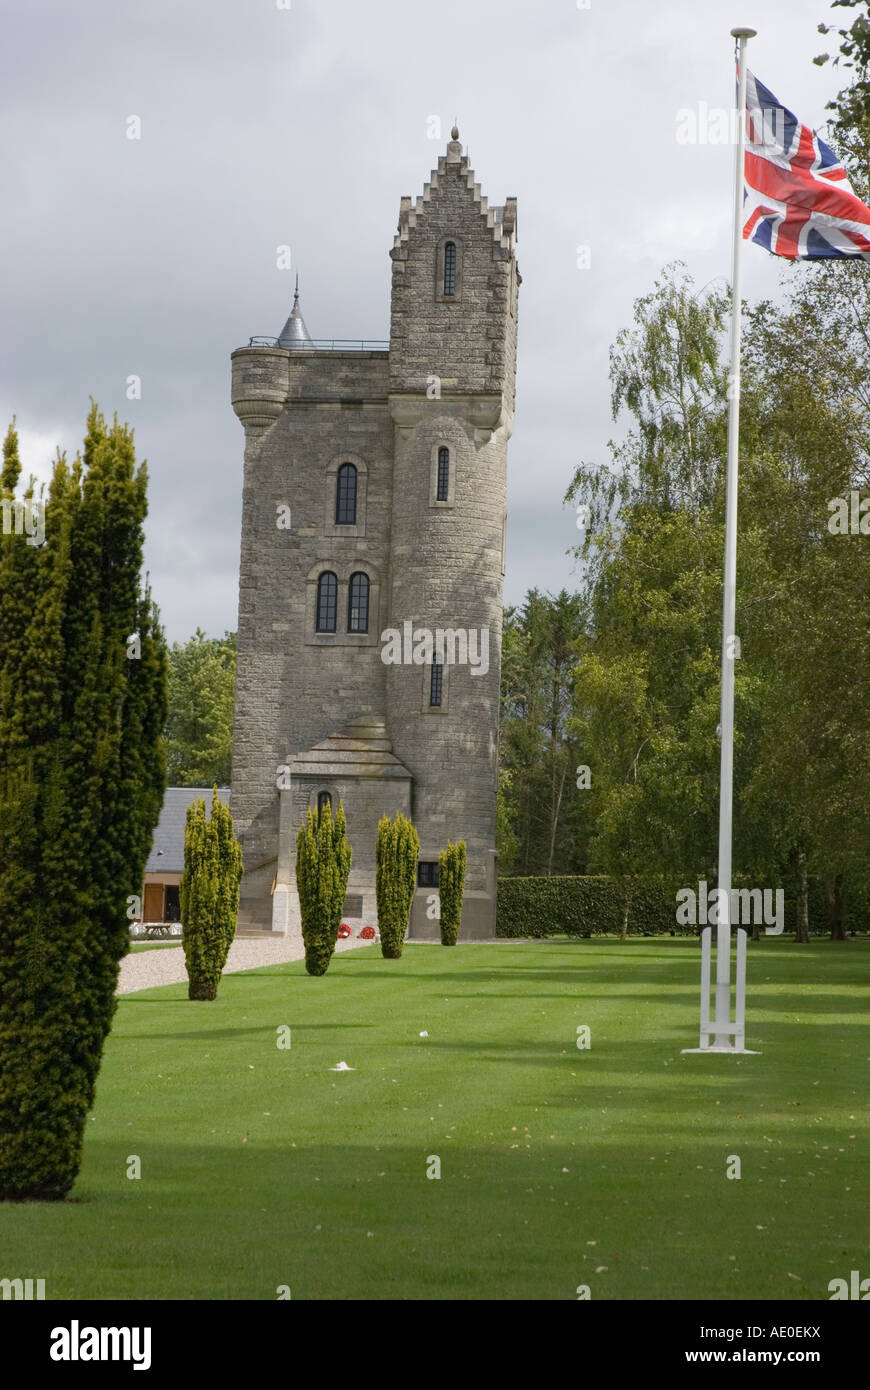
[231,351,392,928]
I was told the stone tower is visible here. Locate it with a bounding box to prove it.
[230,128,518,939]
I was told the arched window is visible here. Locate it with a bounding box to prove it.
[335,463,358,525]
[315,572,338,632]
[317,791,332,821]
[436,447,450,502]
[443,242,457,296]
[429,654,443,707]
[347,572,370,633]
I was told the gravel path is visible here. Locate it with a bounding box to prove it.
[117,932,373,995]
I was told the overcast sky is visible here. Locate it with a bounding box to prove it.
[0,0,846,644]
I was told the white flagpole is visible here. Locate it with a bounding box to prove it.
[713,26,755,1049]
[684,26,758,1056]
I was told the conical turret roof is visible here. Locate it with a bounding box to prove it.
[277,277,312,347]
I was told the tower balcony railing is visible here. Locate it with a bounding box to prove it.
[247,336,389,351]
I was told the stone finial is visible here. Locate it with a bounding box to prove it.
[451,123,459,140]
[446,120,463,164]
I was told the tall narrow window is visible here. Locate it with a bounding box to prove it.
[436,446,450,501]
[429,654,443,707]
[443,241,457,296]
[315,572,338,632]
[317,791,332,821]
[347,572,370,633]
[335,463,358,525]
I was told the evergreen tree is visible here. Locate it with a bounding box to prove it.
[1,418,21,494]
[212,788,244,957]
[295,801,352,976]
[438,840,466,946]
[376,813,419,959]
[179,788,243,1000]
[0,404,167,1201]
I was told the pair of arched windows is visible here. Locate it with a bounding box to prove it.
[316,571,370,634]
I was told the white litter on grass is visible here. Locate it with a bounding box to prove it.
[419,1031,429,1038]
[329,1061,355,1071]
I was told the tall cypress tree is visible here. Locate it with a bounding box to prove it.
[1,418,21,493]
[0,405,167,1201]
[375,813,420,959]
[296,801,352,976]
[438,840,467,946]
[180,787,243,1000]
[212,788,243,958]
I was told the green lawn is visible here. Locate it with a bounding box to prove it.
[129,941,183,953]
[3,938,868,1300]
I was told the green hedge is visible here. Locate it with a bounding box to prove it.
[496,875,870,938]
[496,876,676,938]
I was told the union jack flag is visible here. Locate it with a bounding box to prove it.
[742,68,870,260]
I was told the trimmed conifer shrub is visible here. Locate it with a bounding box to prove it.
[180,787,243,1000]
[376,813,419,959]
[296,800,352,976]
[438,840,467,946]
[0,406,167,1201]
[212,790,244,956]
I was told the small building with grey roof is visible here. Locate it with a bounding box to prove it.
[137,787,230,927]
